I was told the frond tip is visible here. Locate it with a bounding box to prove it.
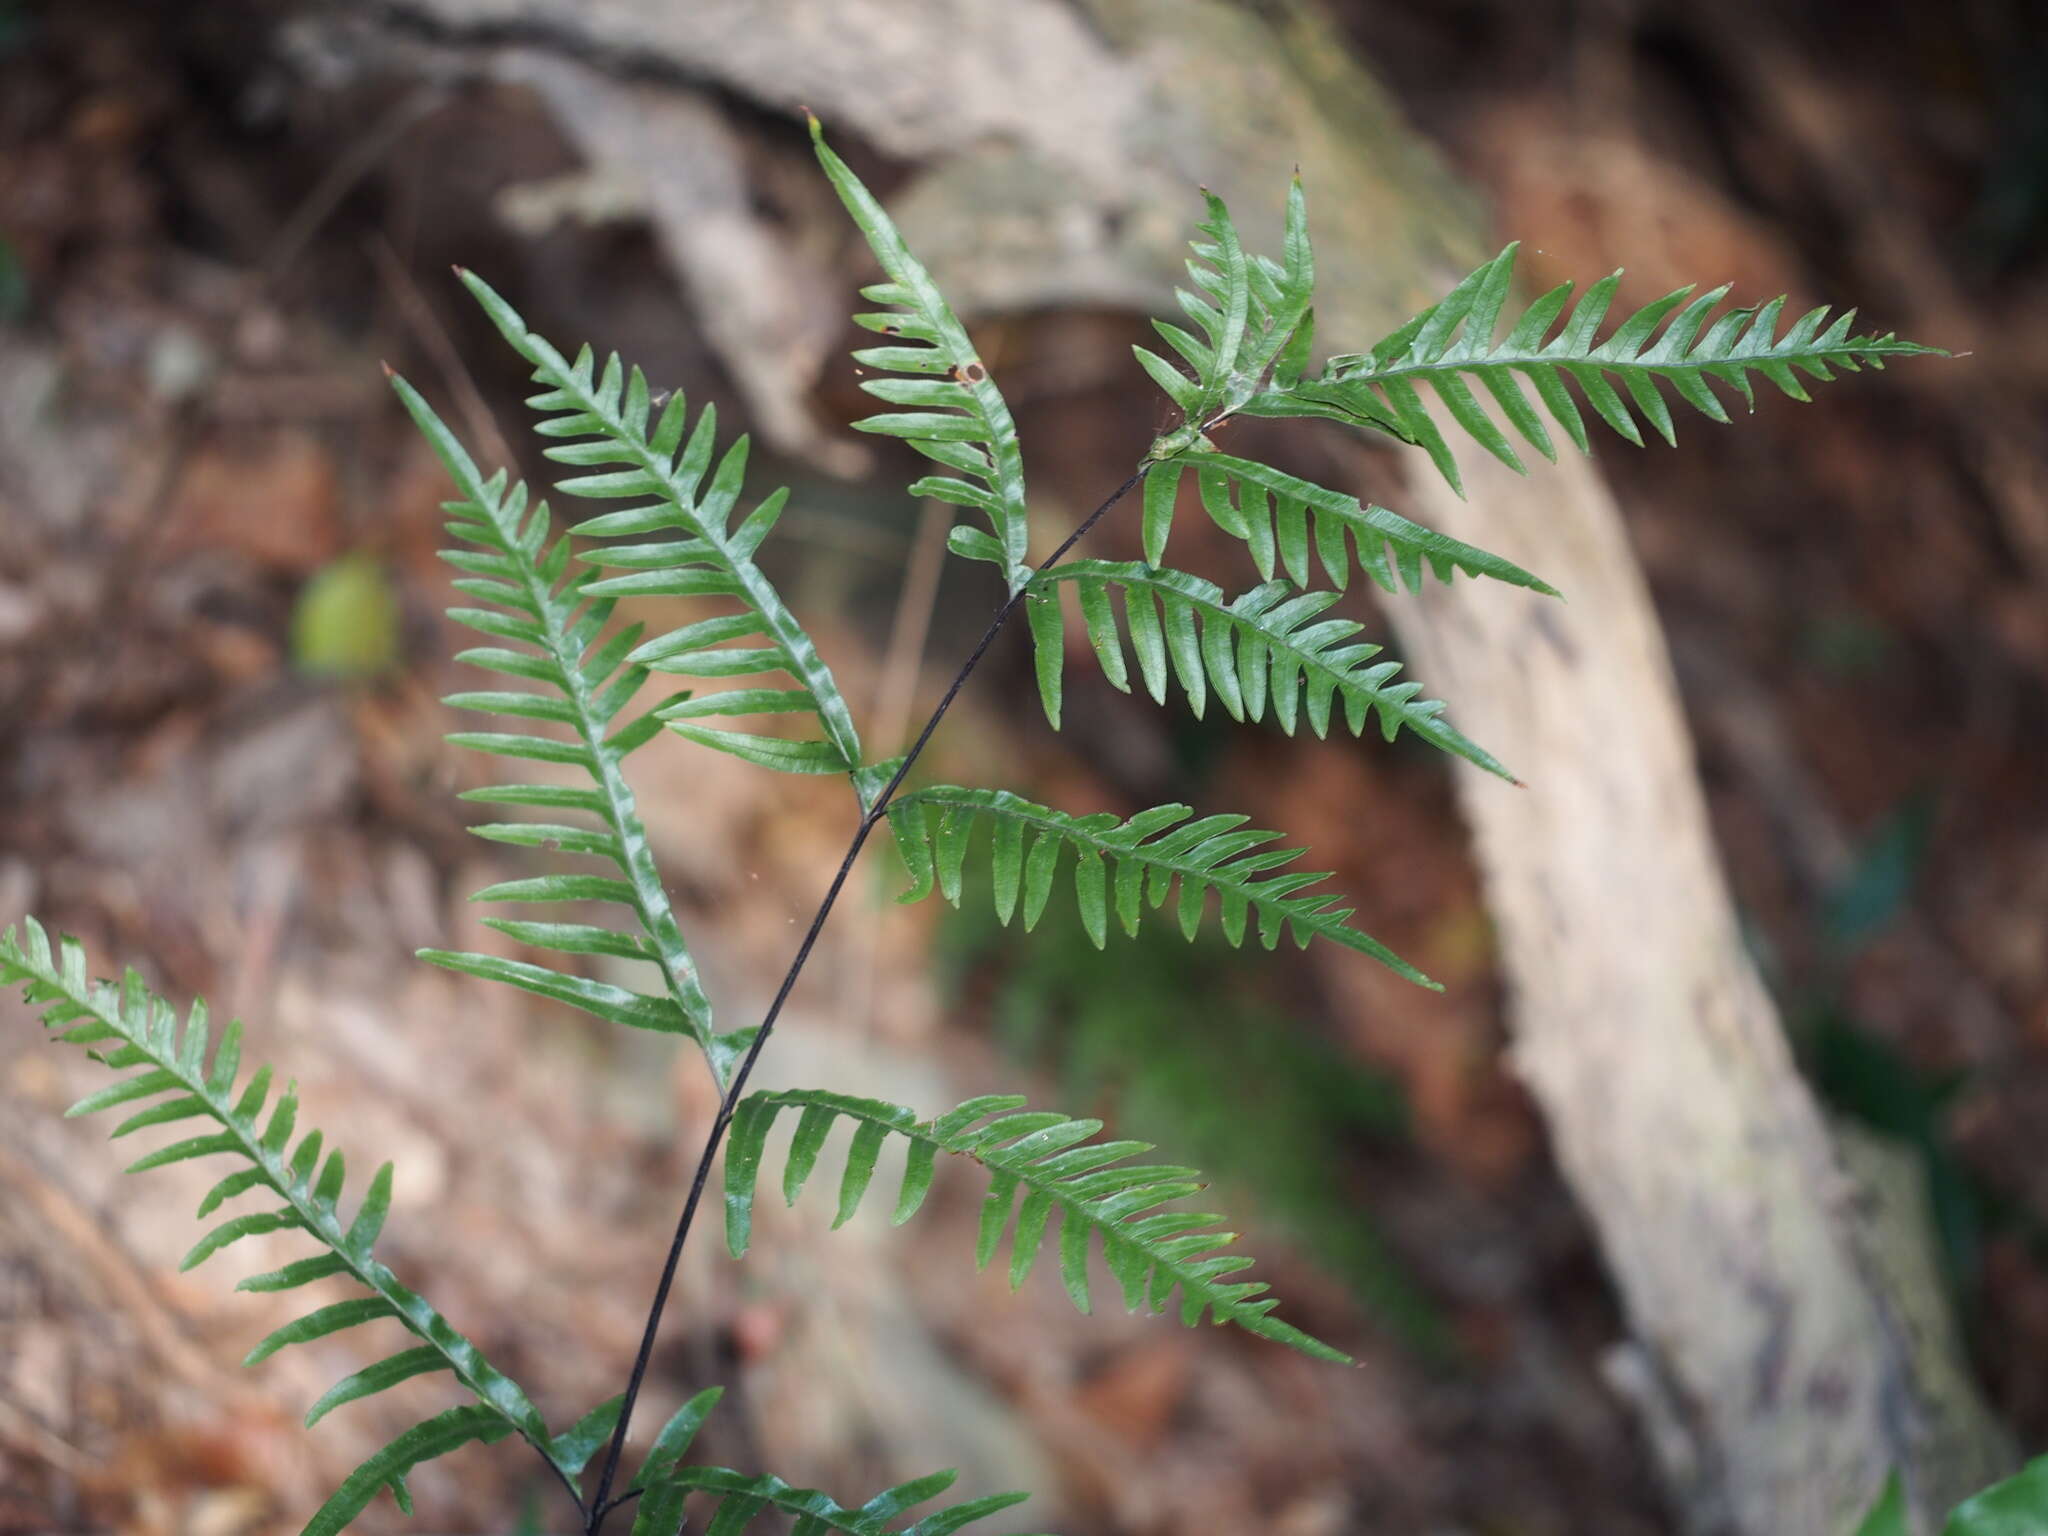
[456,269,866,783]
[1245,242,1946,495]
[1138,178,1315,452]
[811,119,1035,593]
[725,1086,1353,1365]
[885,785,1437,989]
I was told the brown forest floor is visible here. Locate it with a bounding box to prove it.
[1,2,2044,1533]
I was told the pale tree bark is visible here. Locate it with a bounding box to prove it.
[1397,445,2010,1533]
[326,1,2012,1527]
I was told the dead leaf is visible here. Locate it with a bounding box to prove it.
[165,428,342,575]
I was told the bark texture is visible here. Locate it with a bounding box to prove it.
[324,1,2011,1527]
[1397,445,2011,1532]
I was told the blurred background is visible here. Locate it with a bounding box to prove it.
[0,1,2043,1532]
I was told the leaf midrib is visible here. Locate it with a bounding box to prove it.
[21,949,563,1472]
[447,435,721,1077]
[1325,333,1925,391]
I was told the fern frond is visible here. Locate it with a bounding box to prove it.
[454,270,866,785]
[631,1464,1036,1536]
[725,1086,1352,1365]
[1145,449,1556,597]
[392,376,755,1083]
[0,919,569,1524]
[885,785,1434,988]
[625,1384,724,1495]
[809,118,1035,594]
[1244,242,1945,495]
[1024,559,1511,780]
[303,1406,516,1536]
[1137,179,1314,446]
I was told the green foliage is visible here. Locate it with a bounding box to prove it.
[618,1388,1034,1536]
[1853,1474,1907,1536]
[625,1384,723,1498]
[632,1466,1038,1536]
[458,269,867,785]
[723,1086,1350,1363]
[390,375,750,1083]
[1134,181,1314,441]
[303,1407,519,1536]
[1240,242,1945,496]
[939,896,1442,1351]
[1023,558,1509,777]
[1853,1456,2048,1536]
[884,783,1437,988]
[8,111,1944,1535]
[1052,180,1561,790]
[810,116,1035,595]
[549,1396,628,1479]
[1943,1455,2048,1535]
[1150,449,1556,596]
[0,919,583,1527]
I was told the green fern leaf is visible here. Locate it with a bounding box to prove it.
[0,919,567,1506]
[631,1464,1036,1536]
[1159,449,1557,596]
[546,1393,626,1480]
[392,373,757,1083]
[725,1086,1352,1365]
[884,786,1435,988]
[302,1405,517,1536]
[1944,1455,2048,1536]
[1851,1474,1907,1536]
[416,952,678,1035]
[303,1346,448,1429]
[1245,243,1945,495]
[1139,179,1314,451]
[1025,559,1512,780]
[454,271,865,784]
[810,118,1034,593]
[627,1384,726,1493]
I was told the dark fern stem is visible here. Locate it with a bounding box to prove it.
[582,467,1149,1531]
